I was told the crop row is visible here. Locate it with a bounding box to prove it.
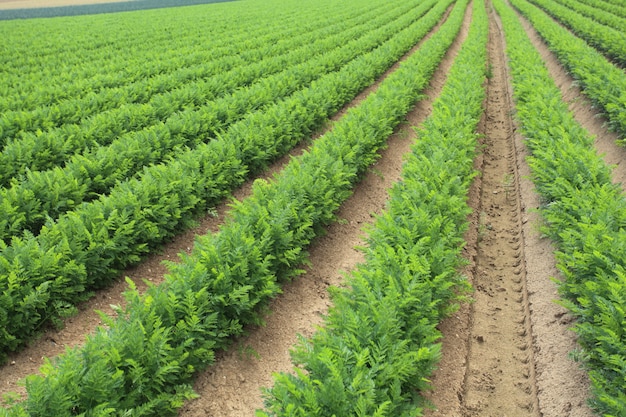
[494,0,626,413]
[576,0,626,19]
[0,0,429,248]
[0,0,246,61]
[510,0,626,139]
[0,0,451,360]
[526,0,626,65]
[0,0,465,414]
[552,0,626,32]
[260,0,486,414]
[593,0,626,6]
[0,8,269,110]
[0,0,417,184]
[0,2,351,113]
[0,1,384,146]
[0,1,303,80]
[0,1,394,133]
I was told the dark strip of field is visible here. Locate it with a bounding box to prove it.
[0,0,235,20]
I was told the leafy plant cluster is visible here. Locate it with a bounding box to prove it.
[0,0,465,414]
[0,0,425,239]
[593,0,626,6]
[0,0,320,113]
[552,0,626,32]
[525,0,626,65]
[510,0,626,139]
[494,0,626,413]
[0,0,450,361]
[576,0,626,20]
[0,7,320,142]
[0,0,400,164]
[260,0,487,414]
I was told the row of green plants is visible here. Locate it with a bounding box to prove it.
[0,0,308,84]
[0,0,466,414]
[576,0,626,19]
[0,0,398,143]
[2,0,354,67]
[510,0,626,139]
[494,0,626,414]
[0,4,275,111]
[0,1,253,67]
[0,0,383,146]
[0,0,451,361]
[0,0,431,244]
[592,0,626,6]
[554,0,626,31]
[0,0,415,181]
[260,0,486,413]
[526,0,626,65]
[0,1,345,113]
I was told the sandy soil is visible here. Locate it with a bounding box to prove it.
[0,0,609,415]
[0,0,133,10]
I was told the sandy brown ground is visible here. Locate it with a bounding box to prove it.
[0,0,609,415]
[0,0,133,10]
[461,9,540,414]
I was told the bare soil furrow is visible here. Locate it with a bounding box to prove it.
[460,9,540,416]
[178,4,473,416]
[424,3,593,416]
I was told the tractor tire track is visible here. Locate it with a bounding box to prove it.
[424,2,594,416]
[459,7,540,415]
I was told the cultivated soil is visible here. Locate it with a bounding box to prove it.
[2,0,618,415]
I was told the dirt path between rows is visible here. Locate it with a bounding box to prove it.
[423,2,594,416]
[460,8,540,414]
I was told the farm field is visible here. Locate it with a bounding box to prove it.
[0,0,233,19]
[0,0,129,10]
[0,0,625,415]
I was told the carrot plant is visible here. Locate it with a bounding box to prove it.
[0,0,450,361]
[0,0,414,183]
[0,0,466,414]
[526,0,626,65]
[0,1,302,114]
[510,0,626,139]
[261,0,486,413]
[551,0,626,32]
[0,0,428,242]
